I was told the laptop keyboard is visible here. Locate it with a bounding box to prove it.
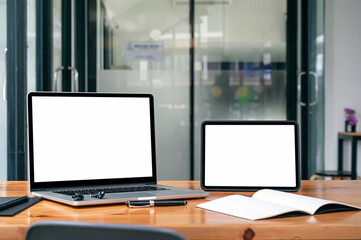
[54,186,169,196]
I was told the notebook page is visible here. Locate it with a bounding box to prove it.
[252,189,335,214]
[197,195,301,221]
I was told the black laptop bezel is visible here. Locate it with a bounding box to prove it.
[27,92,157,190]
[200,120,300,192]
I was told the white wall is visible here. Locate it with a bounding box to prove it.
[325,0,361,176]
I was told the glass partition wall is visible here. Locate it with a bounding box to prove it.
[96,0,289,180]
[1,0,325,181]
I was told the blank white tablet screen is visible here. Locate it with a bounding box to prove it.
[204,124,297,187]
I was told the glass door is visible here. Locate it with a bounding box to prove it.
[193,0,296,179]
[299,0,325,179]
[37,0,84,92]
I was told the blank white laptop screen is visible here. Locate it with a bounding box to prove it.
[30,95,153,183]
[202,122,299,191]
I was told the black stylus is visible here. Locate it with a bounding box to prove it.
[125,200,187,207]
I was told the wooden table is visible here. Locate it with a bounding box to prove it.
[1,181,361,240]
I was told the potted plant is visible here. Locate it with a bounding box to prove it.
[344,108,357,132]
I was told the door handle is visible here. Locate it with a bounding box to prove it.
[308,71,318,106]
[68,66,79,92]
[3,48,7,103]
[53,66,64,91]
[297,71,319,107]
[297,71,307,106]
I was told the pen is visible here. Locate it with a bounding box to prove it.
[0,195,29,211]
[125,200,187,207]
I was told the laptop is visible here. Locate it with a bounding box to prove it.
[201,120,300,192]
[27,92,208,206]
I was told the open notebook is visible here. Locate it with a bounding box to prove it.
[197,189,361,220]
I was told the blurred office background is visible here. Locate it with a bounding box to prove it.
[1,0,360,181]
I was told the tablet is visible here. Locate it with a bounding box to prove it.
[201,120,300,192]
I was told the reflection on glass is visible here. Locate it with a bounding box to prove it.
[312,0,325,174]
[53,0,62,91]
[0,0,7,180]
[96,0,190,180]
[27,0,36,92]
[194,0,287,178]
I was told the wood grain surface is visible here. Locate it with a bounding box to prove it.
[1,180,361,240]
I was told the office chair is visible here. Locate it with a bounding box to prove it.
[25,221,186,240]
